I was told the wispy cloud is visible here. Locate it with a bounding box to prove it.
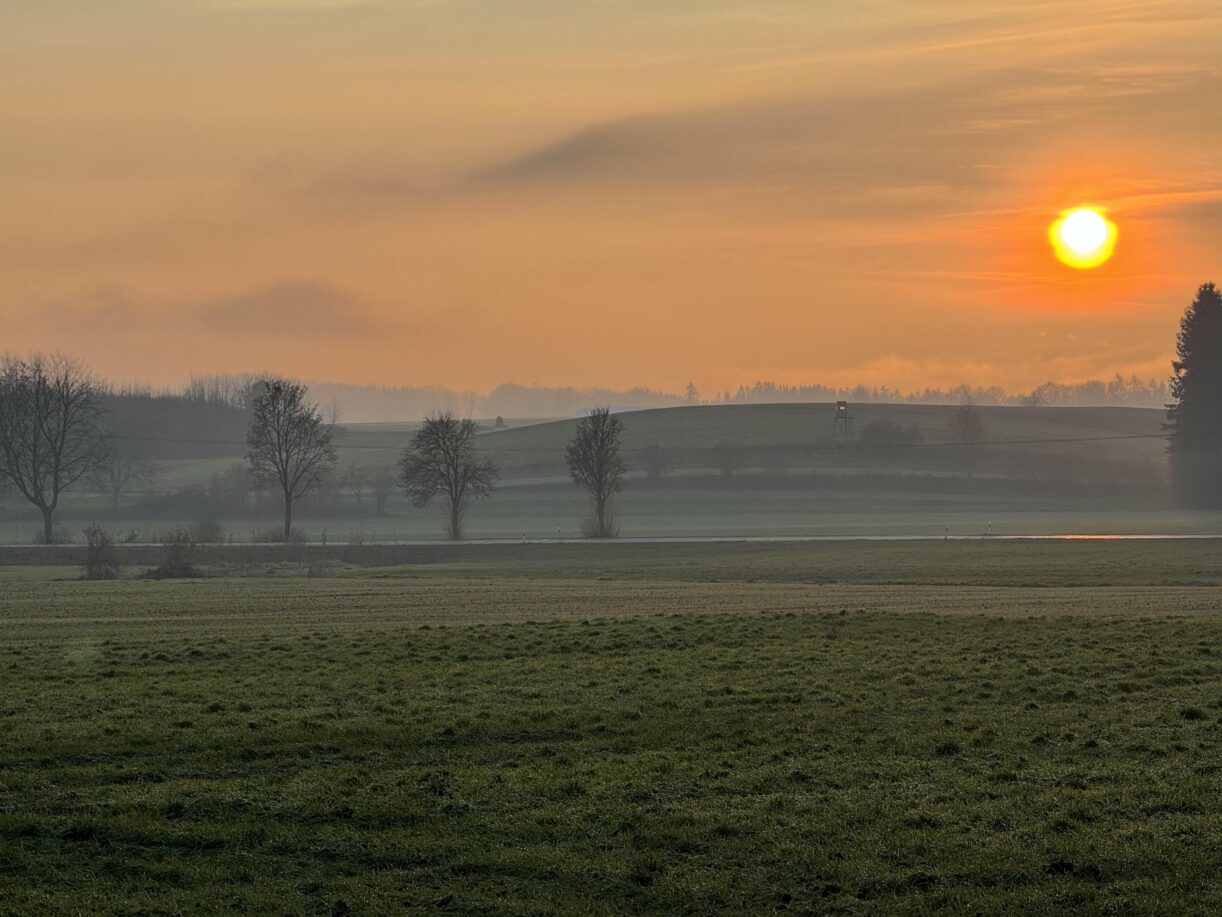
[32,280,382,340]
[461,63,1220,218]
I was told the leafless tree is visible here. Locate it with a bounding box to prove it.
[0,354,109,543]
[458,391,480,419]
[370,466,397,516]
[639,443,671,480]
[947,400,986,478]
[245,378,337,540]
[87,424,158,509]
[948,401,985,445]
[566,406,626,538]
[399,412,498,540]
[343,464,368,511]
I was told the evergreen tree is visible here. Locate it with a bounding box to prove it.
[1167,282,1222,505]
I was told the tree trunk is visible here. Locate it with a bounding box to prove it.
[283,493,293,542]
[449,502,461,541]
[41,506,54,545]
[596,498,606,538]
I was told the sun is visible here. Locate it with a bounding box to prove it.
[1049,207,1117,269]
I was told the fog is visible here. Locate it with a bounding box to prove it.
[0,372,1179,545]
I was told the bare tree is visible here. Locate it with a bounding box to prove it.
[343,464,368,511]
[87,424,158,509]
[458,391,480,419]
[0,354,109,542]
[947,400,986,478]
[639,443,671,480]
[370,466,397,516]
[948,401,985,445]
[566,406,627,538]
[245,378,337,540]
[399,412,498,540]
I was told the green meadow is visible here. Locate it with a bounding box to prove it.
[2,540,1220,913]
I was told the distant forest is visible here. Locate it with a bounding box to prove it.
[107,373,1169,425]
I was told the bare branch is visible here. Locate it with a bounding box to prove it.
[0,353,109,542]
[245,378,337,540]
[565,407,627,538]
[398,412,498,540]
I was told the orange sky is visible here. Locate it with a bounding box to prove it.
[2,0,1220,394]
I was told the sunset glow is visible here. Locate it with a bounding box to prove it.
[1050,208,1118,270]
[1,1,1218,393]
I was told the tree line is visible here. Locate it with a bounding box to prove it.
[106,372,1171,426]
[2,283,1219,543]
[0,362,629,543]
[248,382,628,541]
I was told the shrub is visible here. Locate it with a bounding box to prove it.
[144,527,201,580]
[251,527,308,544]
[710,442,746,477]
[639,443,671,480]
[82,525,120,581]
[192,519,225,544]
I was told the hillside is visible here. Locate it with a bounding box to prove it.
[474,403,1168,480]
[0,402,1198,543]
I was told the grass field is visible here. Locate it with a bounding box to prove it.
[2,541,1220,913]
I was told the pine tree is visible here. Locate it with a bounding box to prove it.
[1167,282,1222,505]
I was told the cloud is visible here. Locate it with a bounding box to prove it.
[30,280,380,340]
[197,281,371,335]
[461,63,1220,218]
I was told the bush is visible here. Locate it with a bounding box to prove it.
[639,443,671,480]
[192,519,225,544]
[251,527,308,545]
[710,442,746,478]
[144,527,201,579]
[82,526,120,581]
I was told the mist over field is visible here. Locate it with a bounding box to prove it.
[0,370,1187,545]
